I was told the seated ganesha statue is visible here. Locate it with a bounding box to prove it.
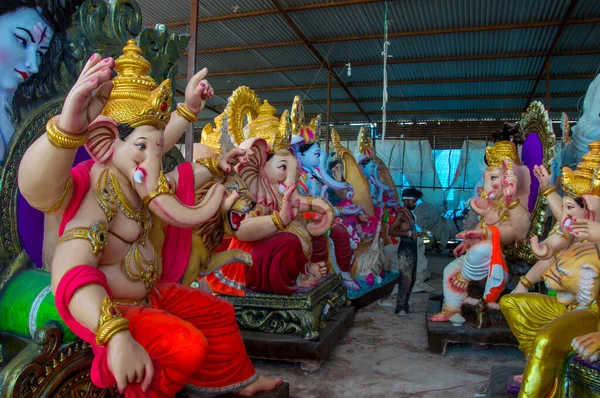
[430,138,532,322]
[16,42,281,396]
[291,102,364,291]
[204,88,336,296]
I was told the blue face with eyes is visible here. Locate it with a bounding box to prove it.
[361,159,376,178]
[300,142,321,169]
[0,7,54,94]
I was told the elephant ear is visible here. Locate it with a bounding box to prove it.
[236,138,278,208]
[86,116,119,164]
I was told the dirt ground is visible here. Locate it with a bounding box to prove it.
[252,253,526,398]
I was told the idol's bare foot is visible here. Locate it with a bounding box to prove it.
[514,374,523,383]
[307,261,327,278]
[238,375,284,396]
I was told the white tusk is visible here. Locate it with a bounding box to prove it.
[133,169,145,184]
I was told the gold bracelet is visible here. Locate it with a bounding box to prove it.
[307,196,313,212]
[37,176,72,213]
[519,276,533,290]
[542,187,556,197]
[455,272,469,284]
[142,171,174,207]
[482,227,489,240]
[176,103,199,123]
[46,116,88,149]
[323,205,335,215]
[507,199,521,210]
[272,211,286,231]
[96,297,130,346]
[195,154,225,179]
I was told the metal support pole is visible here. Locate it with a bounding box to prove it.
[432,136,436,189]
[184,0,199,162]
[418,140,423,187]
[325,69,331,153]
[462,136,469,190]
[401,135,406,189]
[545,59,551,111]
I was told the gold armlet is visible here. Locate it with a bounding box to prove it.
[272,211,286,231]
[542,187,556,197]
[455,272,469,284]
[57,221,108,255]
[195,154,225,179]
[507,199,521,210]
[307,196,313,212]
[142,171,174,207]
[37,176,72,213]
[96,297,130,346]
[176,103,199,123]
[46,116,88,149]
[482,227,489,240]
[519,276,533,290]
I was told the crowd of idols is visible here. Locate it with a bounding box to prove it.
[1,1,600,397]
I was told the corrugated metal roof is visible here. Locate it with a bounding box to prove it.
[136,0,600,136]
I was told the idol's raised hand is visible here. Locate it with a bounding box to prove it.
[184,68,213,114]
[58,53,115,134]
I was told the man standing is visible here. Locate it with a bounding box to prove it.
[388,188,423,316]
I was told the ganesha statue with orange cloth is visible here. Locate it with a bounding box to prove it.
[430,138,532,322]
[202,87,337,296]
[17,41,282,396]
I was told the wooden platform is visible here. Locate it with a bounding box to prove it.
[486,366,523,397]
[241,306,355,369]
[350,274,400,310]
[426,293,518,355]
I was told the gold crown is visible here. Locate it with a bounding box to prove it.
[358,126,374,160]
[485,140,520,167]
[290,96,322,145]
[201,123,221,153]
[100,40,172,129]
[248,100,291,153]
[561,141,600,198]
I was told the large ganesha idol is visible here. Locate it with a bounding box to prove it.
[291,98,366,291]
[16,42,281,396]
[204,87,336,296]
[430,137,532,322]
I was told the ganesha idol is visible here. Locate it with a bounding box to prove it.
[498,142,600,398]
[290,100,365,291]
[16,42,282,396]
[355,127,399,237]
[202,87,336,297]
[430,139,532,322]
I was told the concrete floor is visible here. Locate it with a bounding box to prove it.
[253,253,526,398]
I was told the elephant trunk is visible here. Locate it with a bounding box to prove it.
[134,165,227,228]
[294,193,335,236]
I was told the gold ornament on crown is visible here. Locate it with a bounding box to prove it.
[291,96,322,145]
[357,126,374,160]
[561,141,600,198]
[201,86,291,154]
[485,140,521,168]
[100,40,172,129]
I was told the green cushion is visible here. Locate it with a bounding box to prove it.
[0,269,76,343]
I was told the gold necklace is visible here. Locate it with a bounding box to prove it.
[95,169,159,290]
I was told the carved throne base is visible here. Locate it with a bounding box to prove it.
[217,274,348,341]
[426,293,517,355]
[0,326,118,397]
[565,354,600,397]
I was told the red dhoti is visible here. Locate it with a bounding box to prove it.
[207,232,307,296]
[120,283,256,397]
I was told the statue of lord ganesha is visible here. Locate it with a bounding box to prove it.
[17,41,282,396]
[205,87,336,296]
[499,144,600,398]
[291,99,366,291]
[430,138,532,322]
